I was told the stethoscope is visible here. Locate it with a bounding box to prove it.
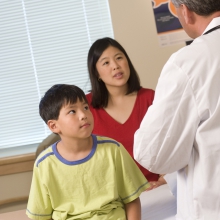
[203,25,220,35]
[186,25,220,45]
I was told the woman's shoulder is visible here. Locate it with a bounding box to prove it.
[86,92,95,110]
[86,92,92,102]
[138,87,155,99]
[85,92,98,113]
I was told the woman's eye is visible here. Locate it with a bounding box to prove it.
[116,56,122,60]
[84,106,89,110]
[103,61,109,66]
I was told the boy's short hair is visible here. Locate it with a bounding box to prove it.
[39,84,87,124]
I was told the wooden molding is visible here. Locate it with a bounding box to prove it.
[0,196,28,206]
[0,154,35,176]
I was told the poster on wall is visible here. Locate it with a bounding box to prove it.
[151,0,192,47]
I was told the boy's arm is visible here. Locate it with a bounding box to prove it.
[124,197,141,220]
[26,162,53,220]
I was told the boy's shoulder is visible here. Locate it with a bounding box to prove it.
[95,135,121,148]
[93,135,128,159]
[35,144,54,167]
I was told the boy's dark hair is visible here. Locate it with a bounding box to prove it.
[87,37,141,108]
[39,84,87,124]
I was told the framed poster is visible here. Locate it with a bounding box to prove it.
[151,0,192,46]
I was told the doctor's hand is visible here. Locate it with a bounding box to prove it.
[146,175,167,191]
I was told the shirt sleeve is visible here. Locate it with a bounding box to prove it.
[26,163,52,220]
[115,144,150,204]
[133,59,200,174]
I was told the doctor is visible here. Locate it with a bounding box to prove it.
[134,0,220,219]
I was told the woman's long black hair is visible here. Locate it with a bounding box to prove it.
[87,37,141,108]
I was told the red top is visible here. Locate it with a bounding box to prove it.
[86,88,159,181]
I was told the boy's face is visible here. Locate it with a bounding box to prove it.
[48,99,94,139]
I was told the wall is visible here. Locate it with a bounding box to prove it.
[108,0,185,89]
[0,154,35,213]
[0,172,32,213]
[0,0,186,213]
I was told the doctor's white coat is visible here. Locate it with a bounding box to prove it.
[134,17,220,219]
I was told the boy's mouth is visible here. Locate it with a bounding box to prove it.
[80,123,90,128]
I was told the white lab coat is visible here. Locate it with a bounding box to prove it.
[134,17,220,219]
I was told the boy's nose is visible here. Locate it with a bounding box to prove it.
[79,111,87,120]
[81,115,87,120]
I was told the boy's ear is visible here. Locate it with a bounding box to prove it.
[47,120,60,133]
[181,4,195,24]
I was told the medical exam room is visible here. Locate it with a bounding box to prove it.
[2,0,219,219]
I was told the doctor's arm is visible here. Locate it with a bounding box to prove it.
[133,61,199,174]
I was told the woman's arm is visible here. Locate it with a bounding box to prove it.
[125,197,141,220]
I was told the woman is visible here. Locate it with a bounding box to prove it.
[36,37,166,190]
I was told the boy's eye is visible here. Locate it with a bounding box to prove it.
[116,56,122,60]
[69,110,76,114]
[84,106,89,110]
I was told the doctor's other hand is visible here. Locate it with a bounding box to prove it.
[146,175,167,191]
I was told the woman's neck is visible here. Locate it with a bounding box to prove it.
[105,87,138,124]
[106,84,128,104]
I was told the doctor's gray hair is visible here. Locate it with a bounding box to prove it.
[171,0,220,16]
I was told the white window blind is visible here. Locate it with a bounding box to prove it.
[0,0,114,157]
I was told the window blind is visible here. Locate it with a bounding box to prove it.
[0,0,114,157]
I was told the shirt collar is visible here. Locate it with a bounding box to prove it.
[202,17,220,35]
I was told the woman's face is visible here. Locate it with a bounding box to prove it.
[95,46,130,90]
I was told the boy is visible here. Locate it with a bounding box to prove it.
[26,84,150,220]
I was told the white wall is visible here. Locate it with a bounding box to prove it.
[108,0,185,89]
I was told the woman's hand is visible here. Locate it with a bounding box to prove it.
[146,175,167,191]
